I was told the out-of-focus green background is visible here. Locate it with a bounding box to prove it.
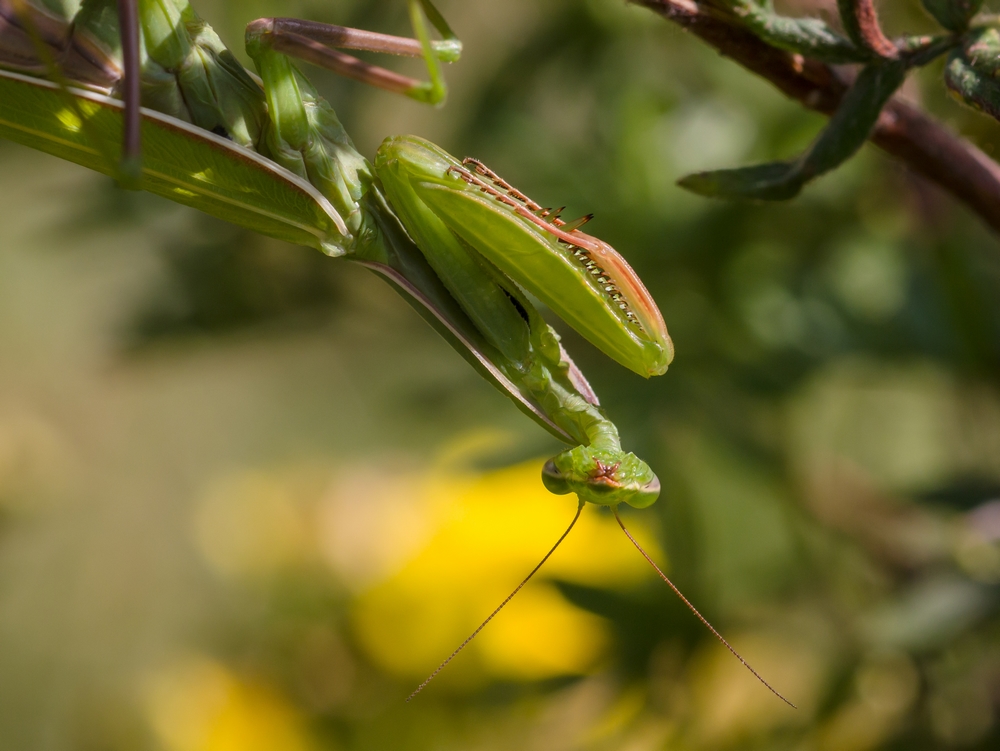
[2,0,1000,748]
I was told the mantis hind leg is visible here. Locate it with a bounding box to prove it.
[245,0,461,105]
[116,0,141,183]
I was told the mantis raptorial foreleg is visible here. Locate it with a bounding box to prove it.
[0,0,794,707]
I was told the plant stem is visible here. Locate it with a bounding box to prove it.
[633,0,1000,235]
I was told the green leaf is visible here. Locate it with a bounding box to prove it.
[721,0,868,63]
[678,60,906,201]
[920,0,983,33]
[945,28,1000,121]
[678,162,804,200]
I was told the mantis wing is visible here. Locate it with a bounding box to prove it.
[0,67,577,443]
[0,68,350,255]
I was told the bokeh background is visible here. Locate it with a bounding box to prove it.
[2,0,1000,748]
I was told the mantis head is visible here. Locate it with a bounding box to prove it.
[542,446,660,508]
[412,445,794,707]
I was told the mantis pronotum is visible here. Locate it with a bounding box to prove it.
[0,0,792,705]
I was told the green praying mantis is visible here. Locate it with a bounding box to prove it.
[0,0,792,704]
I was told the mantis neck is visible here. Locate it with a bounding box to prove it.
[526,366,622,452]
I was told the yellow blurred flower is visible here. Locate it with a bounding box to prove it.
[143,657,317,751]
[345,449,662,685]
[185,432,668,688]
[193,468,320,579]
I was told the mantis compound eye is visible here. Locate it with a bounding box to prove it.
[632,473,661,506]
[612,472,660,509]
[541,459,572,495]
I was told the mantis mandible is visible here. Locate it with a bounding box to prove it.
[0,0,792,705]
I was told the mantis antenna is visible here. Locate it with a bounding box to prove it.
[406,499,585,702]
[613,508,797,708]
[407,501,795,707]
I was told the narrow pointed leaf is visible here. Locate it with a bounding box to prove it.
[801,60,905,174]
[679,60,906,201]
[920,0,983,32]
[678,162,803,200]
[721,0,867,63]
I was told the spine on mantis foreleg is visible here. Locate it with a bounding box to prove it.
[375,136,673,379]
[366,155,634,474]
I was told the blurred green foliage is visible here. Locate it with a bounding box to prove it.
[1,0,1000,749]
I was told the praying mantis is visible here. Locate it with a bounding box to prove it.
[0,0,792,704]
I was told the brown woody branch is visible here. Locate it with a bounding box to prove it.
[839,0,899,58]
[633,0,1000,234]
